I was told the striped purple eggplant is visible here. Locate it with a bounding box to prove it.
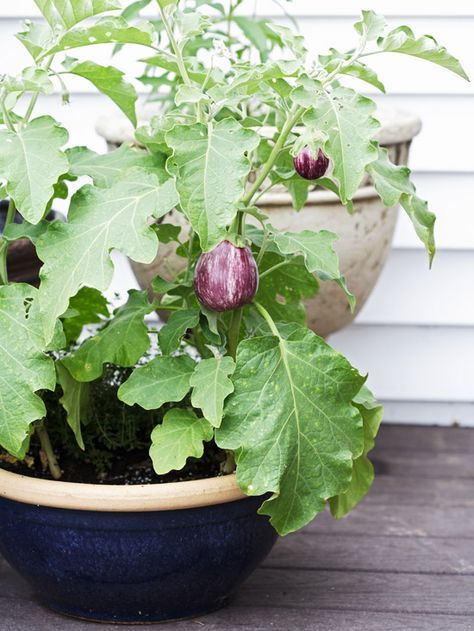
[194,240,259,312]
[293,146,329,180]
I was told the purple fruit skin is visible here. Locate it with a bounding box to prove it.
[194,240,259,312]
[293,146,329,180]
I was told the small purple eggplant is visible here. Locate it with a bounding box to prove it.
[194,240,259,312]
[293,146,329,180]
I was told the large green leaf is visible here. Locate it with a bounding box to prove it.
[61,286,109,344]
[0,284,56,458]
[302,86,379,204]
[34,0,121,30]
[39,17,156,59]
[379,26,469,80]
[67,144,162,188]
[190,356,235,428]
[150,408,214,474]
[272,228,355,310]
[62,290,155,382]
[56,362,90,450]
[329,386,383,518]
[367,146,436,264]
[66,61,138,125]
[2,67,54,95]
[158,308,200,355]
[0,116,69,224]
[354,10,387,41]
[118,354,195,409]
[217,324,365,535]
[36,168,178,342]
[166,119,259,250]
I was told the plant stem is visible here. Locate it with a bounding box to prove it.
[23,56,54,127]
[254,302,280,337]
[156,1,205,123]
[227,307,243,360]
[242,105,305,206]
[0,198,16,285]
[36,423,62,480]
[259,259,291,280]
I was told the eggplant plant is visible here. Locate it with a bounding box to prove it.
[0,0,468,535]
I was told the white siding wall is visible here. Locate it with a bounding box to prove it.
[1,1,473,424]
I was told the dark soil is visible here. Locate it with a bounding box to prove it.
[0,440,225,485]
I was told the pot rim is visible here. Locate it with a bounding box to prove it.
[0,467,246,512]
[259,184,379,207]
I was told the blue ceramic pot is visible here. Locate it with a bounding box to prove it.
[0,476,277,623]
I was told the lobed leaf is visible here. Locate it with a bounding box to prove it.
[190,356,236,428]
[36,168,178,342]
[217,324,365,535]
[0,284,56,458]
[0,116,69,224]
[158,308,200,355]
[62,290,155,382]
[61,286,109,344]
[150,408,213,475]
[118,354,195,409]
[302,86,380,205]
[166,118,259,250]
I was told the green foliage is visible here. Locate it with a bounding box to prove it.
[62,290,156,381]
[150,408,213,474]
[0,284,57,457]
[166,119,259,250]
[0,117,69,223]
[0,1,465,535]
[217,322,365,535]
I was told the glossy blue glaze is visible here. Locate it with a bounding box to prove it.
[0,494,277,623]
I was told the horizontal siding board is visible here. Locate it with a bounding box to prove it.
[5,0,474,18]
[382,401,474,427]
[329,324,474,402]
[356,249,474,326]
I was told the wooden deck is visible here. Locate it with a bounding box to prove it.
[2,425,474,630]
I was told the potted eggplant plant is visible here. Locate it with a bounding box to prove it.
[95,0,425,337]
[0,0,468,624]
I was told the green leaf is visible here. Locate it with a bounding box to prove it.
[0,116,69,224]
[379,26,469,81]
[16,22,55,60]
[174,84,209,107]
[65,61,138,125]
[190,356,235,428]
[175,11,209,44]
[67,144,162,188]
[39,17,156,59]
[2,67,54,94]
[34,0,121,30]
[36,168,179,342]
[329,386,383,519]
[166,119,259,250]
[234,17,271,61]
[0,284,56,458]
[150,408,214,474]
[367,146,436,263]
[303,86,379,204]
[217,324,365,535]
[56,362,90,450]
[61,286,109,344]
[354,10,387,41]
[338,61,385,93]
[62,290,155,382]
[266,23,307,59]
[158,308,200,355]
[153,223,181,244]
[255,252,318,326]
[118,354,195,409]
[272,228,355,311]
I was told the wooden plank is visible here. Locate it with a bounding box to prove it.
[233,568,474,616]
[375,425,474,453]
[302,505,474,539]
[265,533,474,574]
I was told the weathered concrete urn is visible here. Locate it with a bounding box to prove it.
[96,107,421,337]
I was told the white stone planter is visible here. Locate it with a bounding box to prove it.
[96,107,421,336]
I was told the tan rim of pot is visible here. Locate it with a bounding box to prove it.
[0,468,245,512]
